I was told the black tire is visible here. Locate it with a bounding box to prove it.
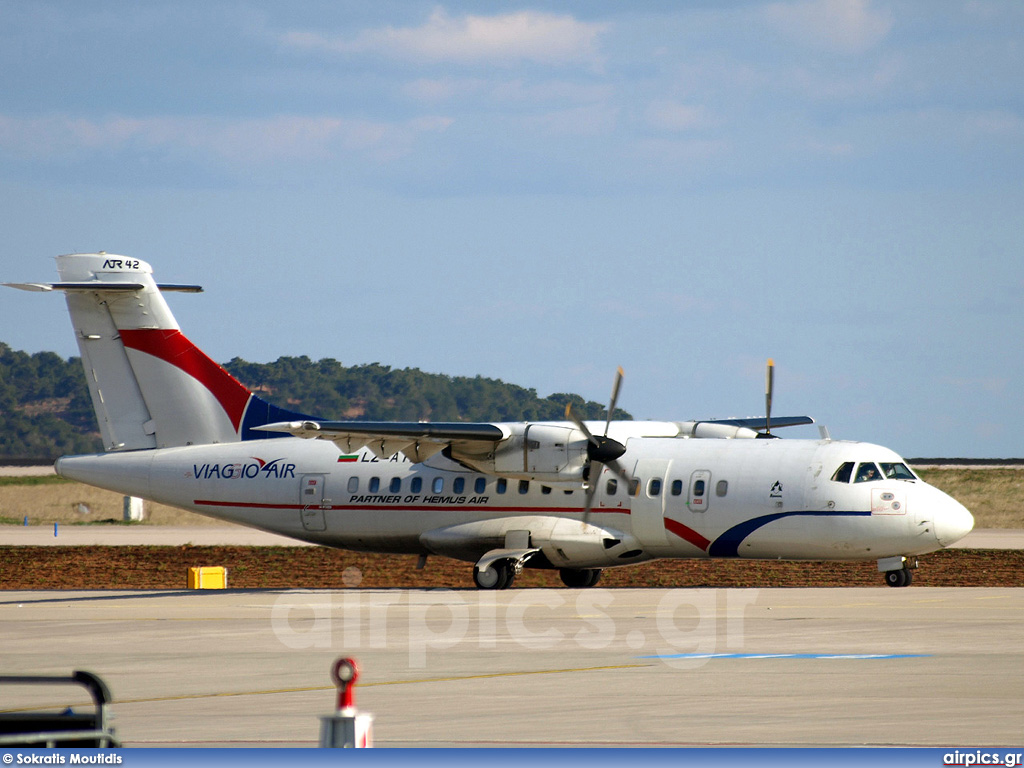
[560,568,602,588]
[473,560,515,589]
[473,564,501,589]
[496,560,514,590]
[884,568,908,587]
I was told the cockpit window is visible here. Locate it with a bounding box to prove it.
[854,463,882,483]
[831,462,854,483]
[880,462,917,480]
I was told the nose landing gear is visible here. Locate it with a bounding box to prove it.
[879,555,918,587]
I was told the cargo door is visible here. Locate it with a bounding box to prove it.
[630,458,670,547]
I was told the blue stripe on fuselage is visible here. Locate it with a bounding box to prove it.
[707,510,872,557]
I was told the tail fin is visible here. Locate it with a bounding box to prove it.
[6,253,306,451]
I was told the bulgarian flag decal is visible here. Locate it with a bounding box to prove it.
[337,454,359,463]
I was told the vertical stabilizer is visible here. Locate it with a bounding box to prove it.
[6,253,306,450]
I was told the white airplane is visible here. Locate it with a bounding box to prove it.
[6,253,974,589]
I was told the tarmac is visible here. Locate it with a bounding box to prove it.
[2,523,1023,748]
[1,585,1023,747]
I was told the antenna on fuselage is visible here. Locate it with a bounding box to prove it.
[763,358,775,438]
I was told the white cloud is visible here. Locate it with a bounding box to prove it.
[762,0,893,54]
[283,8,608,68]
[0,113,453,165]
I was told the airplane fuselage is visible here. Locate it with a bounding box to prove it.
[56,433,971,570]
[10,252,974,588]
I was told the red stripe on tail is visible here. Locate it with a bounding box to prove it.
[120,329,251,430]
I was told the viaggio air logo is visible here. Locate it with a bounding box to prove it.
[191,457,297,480]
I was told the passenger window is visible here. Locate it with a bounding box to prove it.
[389,477,401,494]
[606,478,618,495]
[474,477,486,494]
[831,462,854,483]
[453,477,465,494]
[880,462,917,480]
[369,477,380,493]
[410,476,422,494]
[496,478,507,494]
[671,479,683,496]
[629,479,640,496]
[541,485,552,495]
[432,477,444,494]
[518,480,529,495]
[649,478,662,497]
[694,479,705,497]
[347,477,359,493]
[854,463,882,483]
[716,480,728,497]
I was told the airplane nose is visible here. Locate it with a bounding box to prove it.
[933,495,975,547]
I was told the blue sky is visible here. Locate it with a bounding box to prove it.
[1,1,1022,458]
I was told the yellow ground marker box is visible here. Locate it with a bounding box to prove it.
[187,566,228,589]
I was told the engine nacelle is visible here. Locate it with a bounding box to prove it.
[676,421,761,439]
[449,423,589,483]
[419,515,648,568]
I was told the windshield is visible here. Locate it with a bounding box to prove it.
[880,462,917,480]
[854,462,882,483]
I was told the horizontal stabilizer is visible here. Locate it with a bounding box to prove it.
[4,281,201,293]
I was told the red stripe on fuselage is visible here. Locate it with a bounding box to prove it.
[120,329,251,430]
[194,500,632,515]
[663,517,711,551]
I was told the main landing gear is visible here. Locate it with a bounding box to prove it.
[559,568,602,588]
[471,561,605,589]
[879,555,917,588]
[473,559,518,590]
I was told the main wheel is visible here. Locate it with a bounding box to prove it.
[473,564,501,589]
[473,560,515,589]
[560,568,602,588]
[884,568,908,587]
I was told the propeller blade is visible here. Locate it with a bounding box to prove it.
[580,466,600,526]
[765,358,774,436]
[604,367,624,436]
[573,367,629,527]
[565,403,599,447]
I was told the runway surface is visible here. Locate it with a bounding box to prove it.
[2,587,1022,747]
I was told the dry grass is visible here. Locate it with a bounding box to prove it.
[0,477,220,526]
[913,467,1024,528]
[0,467,1021,529]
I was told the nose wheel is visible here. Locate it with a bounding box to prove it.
[883,567,914,587]
[879,555,917,587]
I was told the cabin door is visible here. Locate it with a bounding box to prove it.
[300,473,327,532]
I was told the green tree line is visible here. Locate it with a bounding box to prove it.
[0,343,629,459]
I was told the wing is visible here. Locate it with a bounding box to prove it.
[702,415,814,430]
[255,420,506,462]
